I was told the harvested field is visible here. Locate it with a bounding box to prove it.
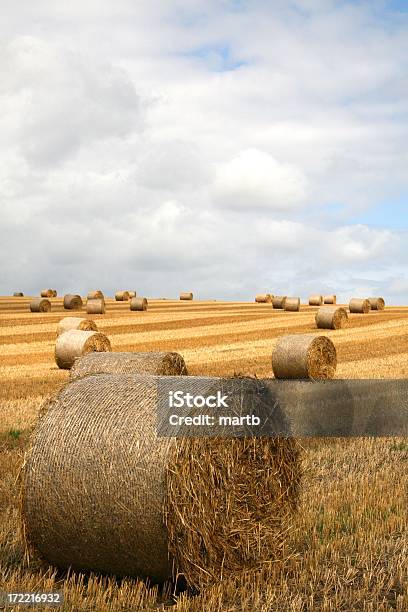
[0,296,407,611]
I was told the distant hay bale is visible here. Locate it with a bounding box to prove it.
[63,294,83,311]
[308,295,323,306]
[272,334,337,379]
[323,295,336,304]
[70,351,188,380]
[115,291,130,301]
[86,299,105,315]
[284,297,300,312]
[57,317,98,336]
[13,292,24,297]
[130,297,148,311]
[180,292,193,301]
[315,307,349,330]
[40,289,54,298]
[349,298,371,314]
[272,296,287,309]
[30,298,51,313]
[255,294,272,303]
[52,290,57,298]
[368,297,385,311]
[128,291,136,298]
[21,373,300,588]
[87,290,104,300]
[54,329,111,369]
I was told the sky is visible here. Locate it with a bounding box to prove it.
[1,0,407,303]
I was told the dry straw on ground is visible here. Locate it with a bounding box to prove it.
[368,297,385,311]
[272,296,287,309]
[63,294,83,310]
[30,298,51,313]
[315,306,349,330]
[87,290,104,300]
[21,373,301,589]
[349,298,371,314]
[86,298,106,315]
[57,317,98,336]
[180,292,193,301]
[70,351,188,379]
[115,291,130,301]
[54,329,111,369]
[272,334,337,379]
[130,297,148,311]
[308,295,323,306]
[323,295,336,304]
[284,297,300,312]
[255,294,272,303]
[13,292,24,297]
[40,289,54,298]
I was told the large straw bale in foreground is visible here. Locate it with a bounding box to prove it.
[130,297,148,311]
[272,296,286,309]
[349,298,370,314]
[308,295,323,306]
[180,292,193,301]
[284,297,300,311]
[115,291,130,301]
[70,351,188,380]
[54,329,111,369]
[21,374,300,588]
[86,298,105,314]
[87,290,104,300]
[368,297,385,311]
[272,334,337,379]
[30,298,51,313]
[63,294,83,310]
[255,294,272,303]
[57,317,98,336]
[315,307,348,330]
[323,295,336,304]
[40,289,54,298]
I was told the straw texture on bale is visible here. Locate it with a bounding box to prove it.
[368,297,385,311]
[128,291,136,298]
[30,298,51,313]
[54,329,111,369]
[40,289,54,298]
[13,292,24,297]
[57,317,98,337]
[308,295,323,306]
[87,290,104,300]
[86,298,105,315]
[180,292,193,301]
[323,295,336,304]
[315,307,349,330]
[284,297,300,312]
[349,298,371,314]
[63,294,83,310]
[21,373,300,588]
[115,291,130,301]
[130,297,148,311]
[70,351,188,380]
[272,296,287,309]
[272,334,337,379]
[255,294,272,303]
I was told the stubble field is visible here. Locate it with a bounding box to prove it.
[0,296,407,611]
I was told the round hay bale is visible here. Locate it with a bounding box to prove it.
[63,294,83,311]
[272,296,287,309]
[315,307,349,330]
[128,291,136,298]
[308,295,323,306]
[70,351,188,380]
[57,317,98,337]
[272,334,337,379]
[30,298,51,313]
[40,289,54,298]
[21,373,300,588]
[368,297,385,311]
[323,295,336,304]
[52,290,57,298]
[87,290,104,300]
[255,294,272,303]
[284,297,300,312]
[13,292,24,297]
[180,292,193,301]
[349,298,371,314]
[86,299,105,315]
[54,330,111,369]
[130,297,148,311]
[115,291,130,301]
